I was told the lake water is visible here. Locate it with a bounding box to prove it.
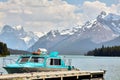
[0,55,120,80]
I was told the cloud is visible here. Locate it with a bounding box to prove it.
[25,21,56,32]
[81,1,120,21]
[0,0,84,32]
[111,4,120,14]
[0,0,119,32]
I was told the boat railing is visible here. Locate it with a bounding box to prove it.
[2,58,16,67]
[63,57,72,66]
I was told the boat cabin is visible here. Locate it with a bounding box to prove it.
[12,52,67,69]
[4,50,74,73]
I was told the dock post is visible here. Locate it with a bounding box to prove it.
[61,76,63,80]
[61,74,63,80]
[77,75,79,79]
[43,75,45,80]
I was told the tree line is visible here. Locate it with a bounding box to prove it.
[9,49,31,55]
[0,42,10,56]
[87,45,120,56]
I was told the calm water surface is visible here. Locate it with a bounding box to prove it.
[0,55,120,80]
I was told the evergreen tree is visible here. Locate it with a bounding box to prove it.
[0,42,10,56]
[86,45,120,57]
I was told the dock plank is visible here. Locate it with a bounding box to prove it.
[0,70,105,80]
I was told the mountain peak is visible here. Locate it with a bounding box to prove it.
[2,25,14,33]
[2,25,24,33]
[0,25,39,50]
[47,30,60,37]
[13,25,23,31]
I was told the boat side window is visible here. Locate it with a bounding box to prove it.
[50,59,61,65]
[30,57,44,63]
[19,57,29,63]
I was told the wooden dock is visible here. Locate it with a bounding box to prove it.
[0,70,105,80]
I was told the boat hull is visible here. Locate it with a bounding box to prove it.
[3,67,68,74]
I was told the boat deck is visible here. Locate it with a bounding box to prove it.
[0,70,105,80]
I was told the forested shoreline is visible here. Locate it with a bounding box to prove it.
[0,42,10,56]
[87,46,120,56]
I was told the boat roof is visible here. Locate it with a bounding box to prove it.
[38,48,47,52]
[20,51,61,58]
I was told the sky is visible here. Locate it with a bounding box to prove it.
[0,0,119,33]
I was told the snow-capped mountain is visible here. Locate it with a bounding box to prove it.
[73,13,119,43]
[0,25,41,50]
[28,30,71,52]
[28,12,120,54]
[95,11,120,34]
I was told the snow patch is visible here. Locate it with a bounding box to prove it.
[60,29,74,35]
[112,34,119,37]
[87,19,96,28]
[21,37,31,44]
[13,25,23,31]
[34,32,45,37]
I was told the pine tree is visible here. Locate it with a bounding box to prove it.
[0,42,10,56]
[86,45,120,57]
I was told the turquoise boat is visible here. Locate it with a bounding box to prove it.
[3,49,75,74]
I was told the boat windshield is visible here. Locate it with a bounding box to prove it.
[30,57,44,63]
[18,57,30,63]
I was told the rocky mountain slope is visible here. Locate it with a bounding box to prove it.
[28,12,120,54]
[0,25,43,50]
